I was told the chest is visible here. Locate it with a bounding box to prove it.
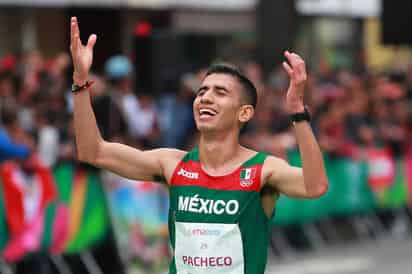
[170,183,262,226]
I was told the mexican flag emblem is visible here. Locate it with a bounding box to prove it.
[240,168,256,187]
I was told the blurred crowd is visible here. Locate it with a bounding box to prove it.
[1,50,412,167]
[242,59,412,160]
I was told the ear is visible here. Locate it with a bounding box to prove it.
[238,105,255,123]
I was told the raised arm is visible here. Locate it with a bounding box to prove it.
[263,51,328,198]
[69,17,183,182]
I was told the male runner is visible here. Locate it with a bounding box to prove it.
[70,16,328,274]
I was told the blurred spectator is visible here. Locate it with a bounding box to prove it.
[35,110,59,167]
[244,61,266,97]
[0,71,17,107]
[0,106,33,162]
[133,93,160,148]
[90,56,129,142]
[317,98,358,158]
[157,73,197,148]
[105,55,139,138]
[100,54,160,147]
[242,105,294,159]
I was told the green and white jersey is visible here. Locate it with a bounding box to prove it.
[168,147,270,274]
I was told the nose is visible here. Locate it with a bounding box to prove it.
[199,90,213,104]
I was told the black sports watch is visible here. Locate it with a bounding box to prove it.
[289,106,311,124]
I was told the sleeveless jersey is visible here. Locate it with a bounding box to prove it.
[168,147,270,274]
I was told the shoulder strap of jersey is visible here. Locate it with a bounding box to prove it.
[181,146,199,163]
[238,152,269,191]
[170,147,199,186]
[242,151,269,167]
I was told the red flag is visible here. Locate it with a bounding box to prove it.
[1,162,25,236]
[1,156,56,262]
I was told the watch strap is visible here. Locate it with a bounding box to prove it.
[290,106,311,123]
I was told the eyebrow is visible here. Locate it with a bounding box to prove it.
[196,84,230,94]
[196,85,207,94]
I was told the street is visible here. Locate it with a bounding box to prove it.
[266,237,412,274]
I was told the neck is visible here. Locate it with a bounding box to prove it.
[198,129,242,171]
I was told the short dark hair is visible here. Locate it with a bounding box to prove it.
[0,105,18,126]
[205,64,257,108]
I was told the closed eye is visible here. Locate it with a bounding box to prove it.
[215,85,229,96]
[215,88,227,96]
[196,86,208,96]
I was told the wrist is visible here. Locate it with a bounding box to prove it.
[287,103,305,114]
[73,72,88,86]
[72,80,95,93]
[289,105,311,124]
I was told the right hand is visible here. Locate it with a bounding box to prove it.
[70,17,97,85]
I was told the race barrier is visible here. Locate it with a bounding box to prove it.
[273,148,412,225]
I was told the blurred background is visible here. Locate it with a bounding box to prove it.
[1,0,412,273]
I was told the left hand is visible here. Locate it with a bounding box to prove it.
[282,51,307,113]
[70,17,97,85]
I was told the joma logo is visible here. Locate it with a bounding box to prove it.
[177,168,199,179]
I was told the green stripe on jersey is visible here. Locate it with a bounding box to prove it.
[182,147,200,162]
[242,152,268,167]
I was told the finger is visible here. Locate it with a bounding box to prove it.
[282,61,293,77]
[291,52,303,60]
[293,53,307,76]
[71,19,81,51]
[292,53,307,80]
[87,34,97,50]
[284,51,300,69]
[72,17,82,48]
[288,52,306,78]
[70,17,76,47]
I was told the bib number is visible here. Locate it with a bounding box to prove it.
[175,222,244,274]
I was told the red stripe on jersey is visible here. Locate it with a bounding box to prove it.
[170,160,262,192]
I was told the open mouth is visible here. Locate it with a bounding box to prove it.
[199,108,218,119]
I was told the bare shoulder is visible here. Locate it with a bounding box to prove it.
[261,155,290,186]
[152,148,187,162]
[262,155,288,166]
[151,148,187,183]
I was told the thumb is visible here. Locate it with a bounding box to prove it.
[87,34,97,50]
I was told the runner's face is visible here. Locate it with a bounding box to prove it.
[193,74,244,133]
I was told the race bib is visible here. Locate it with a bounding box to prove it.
[175,222,244,274]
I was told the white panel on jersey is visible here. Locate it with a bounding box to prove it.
[175,222,244,274]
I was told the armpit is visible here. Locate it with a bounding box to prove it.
[153,174,167,184]
[260,184,279,198]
